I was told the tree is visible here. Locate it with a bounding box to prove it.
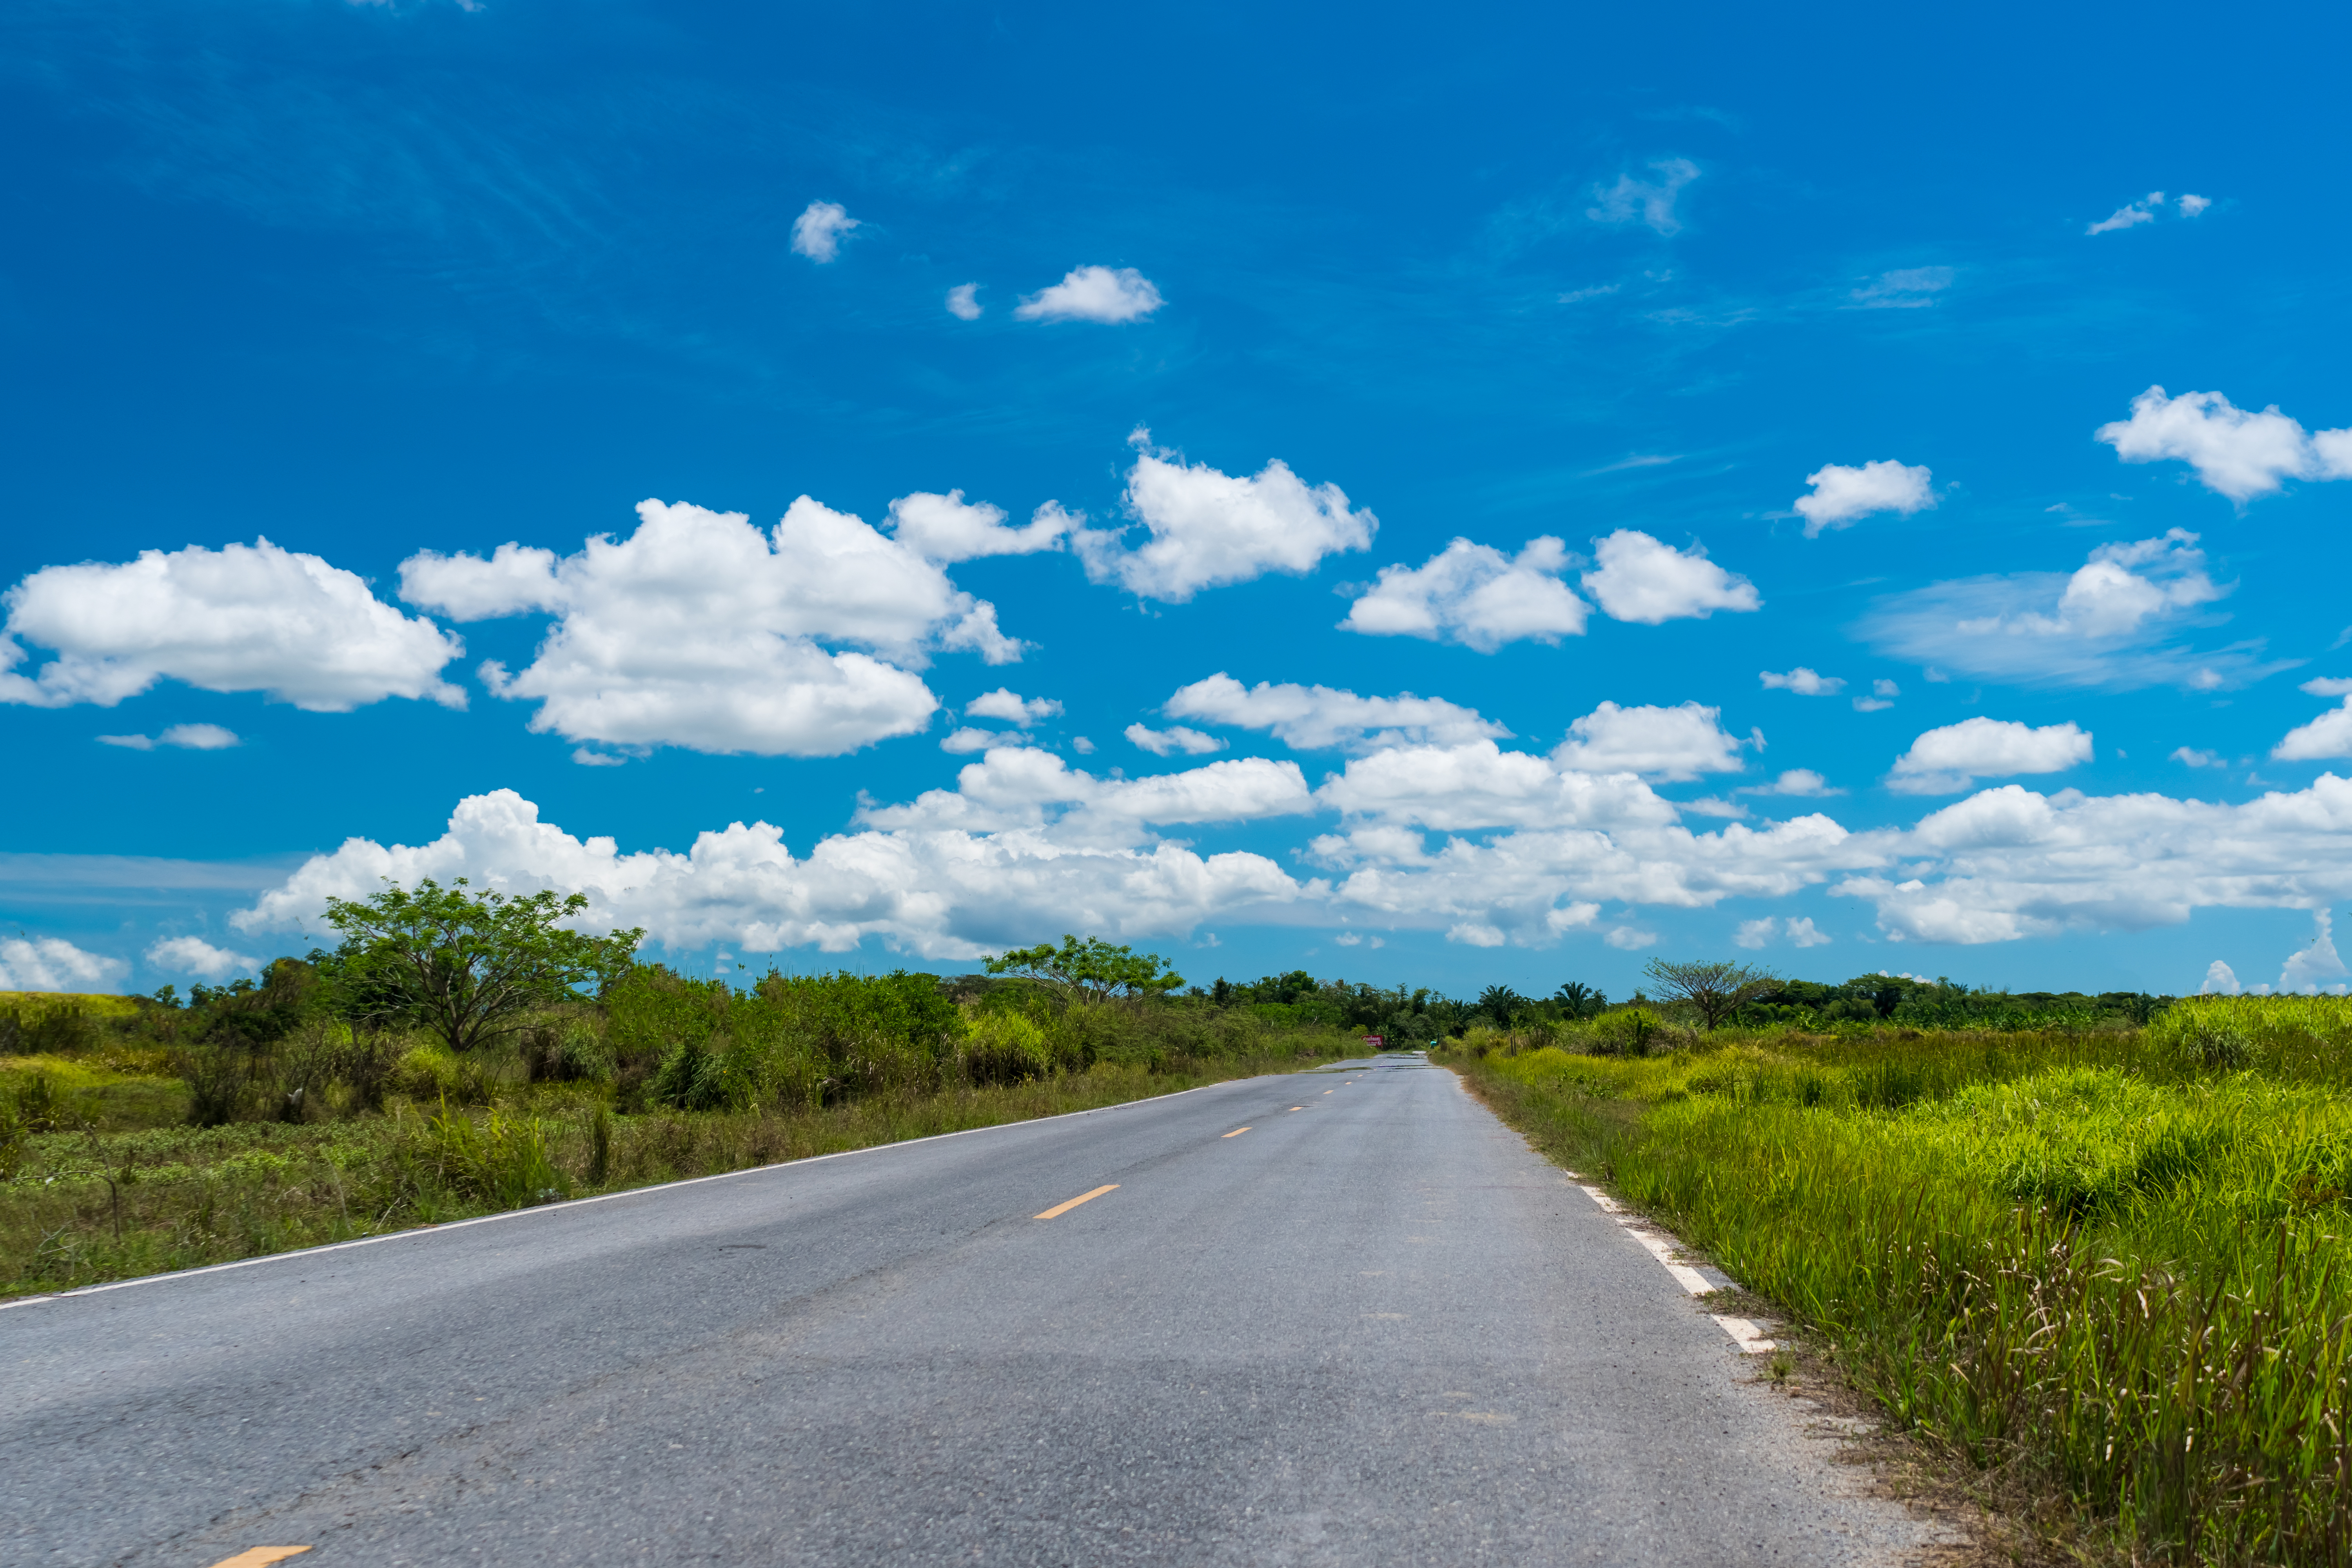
[322,878,643,1053]
[1477,984,1526,1024]
[1553,981,1606,1018]
[1640,957,1780,1031]
[985,935,1185,1004]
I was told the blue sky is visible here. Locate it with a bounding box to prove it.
[5,0,2352,999]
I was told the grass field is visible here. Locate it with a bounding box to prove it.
[1445,996,2352,1565]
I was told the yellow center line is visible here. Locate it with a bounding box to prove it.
[207,1551,312,1568]
[1221,1127,1251,1138]
[1034,1184,1119,1219]
[1288,1106,1304,1111]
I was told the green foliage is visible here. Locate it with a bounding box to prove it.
[961,1009,1051,1085]
[321,877,642,1053]
[1456,1014,2352,1563]
[1640,957,1779,1029]
[985,935,1185,1002]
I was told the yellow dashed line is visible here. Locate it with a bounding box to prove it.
[206,1551,312,1568]
[1221,1127,1251,1138]
[1034,1184,1119,1219]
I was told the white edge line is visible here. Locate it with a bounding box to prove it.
[1713,1315,1779,1353]
[0,1073,1254,1312]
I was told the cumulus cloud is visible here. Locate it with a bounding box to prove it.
[0,935,127,992]
[145,935,259,980]
[2279,909,2348,994]
[1888,717,2092,795]
[886,493,1073,563]
[1833,775,2352,944]
[2095,386,2352,503]
[1849,268,1952,309]
[1013,266,1163,324]
[2275,698,2352,761]
[1793,461,1936,537]
[1075,432,1376,603]
[1735,915,1832,950]
[1338,537,1588,650]
[1605,925,1660,950]
[1760,668,1843,696]
[237,769,1310,959]
[1580,531,1760,624]
[399,497,1026,757]
[1126,724,1227,757]
[966,689,1063,726]
[1739,768,1843,798]
[2202,958,2241,995]
[97,723,241,751]
[1,539,463,713]
[1552,701,1746,781]
[945,283,982,320]
[1449,922,1507,947]
[1162,673,1508,753]
[1860,530,2264,690]
[2087,192,2210,236]
[790,200,859,262]
[1587,158,1700,236]
[939,727,998,753]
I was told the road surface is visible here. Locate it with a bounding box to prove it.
[3,1054,1950,1565]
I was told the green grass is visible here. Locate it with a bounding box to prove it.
[2,1048,1366,1300]
[1447,1004,2352,1566]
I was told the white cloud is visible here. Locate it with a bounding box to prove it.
[1833,775,2352,944]
[1449,922,1507,947]
[97,723,242,751]
[2279,909,2348,994]
[1013,265,1163,324]
[1733,917,1776,949]
[1888,717,2092,795]
[940,727,998,753]
[1126,724,1227,757]
[2178,194,2212,217]
[2276,698,2352,761]
[1735,915,1833,950]
[1163,673,1508,753]
[1787,915,1832,947]
[2095,386,2352,503]
[1552,701,1746,782]
[1739,768,1842,798]
[886,492,1073,563]
[1605,925,1659,950]
[1859,530,2260,690]
[1071,736,1096,755]
[1587,158,1700,236]
[145,935,260,980]
[0,935,127,992]
[2172,747,2227,768]
[1793,460,1936,538]
[2301,677,2352,697]
[1339,537,1588,650]
[1760,667,1844,696]
[2,539,463,713]
[1849,268,1952,309]
[572,747,627,767]
[1075,432,1376,602]
[2202,958,2240,995]
[1580,530,1759,624]
[945,283,982,320]
[966,689,1063,726]
[790,200,859,263]
[399,497,1027,757]
[237,770,1311,960]
[2087,192,2164,235]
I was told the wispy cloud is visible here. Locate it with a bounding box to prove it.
[1586,158,1700,236]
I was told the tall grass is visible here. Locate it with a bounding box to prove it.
[1453,1004,2352,1564]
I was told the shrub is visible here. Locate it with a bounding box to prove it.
[962,1009,1051,1085]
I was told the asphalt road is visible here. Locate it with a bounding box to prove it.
[4,1054,1949,1566]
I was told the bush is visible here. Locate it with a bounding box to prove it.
[962,1010,1051,1085]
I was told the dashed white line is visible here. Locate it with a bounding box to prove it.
[1572,1182,1777,1353]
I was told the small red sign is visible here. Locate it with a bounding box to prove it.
[1361,1034,1385,1046]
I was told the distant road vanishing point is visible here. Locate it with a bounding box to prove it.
[3,1054,1950,1565]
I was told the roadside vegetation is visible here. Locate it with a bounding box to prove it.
[0,889,1385,1299]
[1444,959,2352,1565]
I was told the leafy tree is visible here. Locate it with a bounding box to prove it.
[322,878,643,1053]
[985,935,1185,1004]
[1553,981,1607,1018]
[1477,984,1526,1024]
[1640,957,1781,1031]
